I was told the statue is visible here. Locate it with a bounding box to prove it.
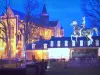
[70,20,81,41]
[70,17,98,45]
[81,16,85,28]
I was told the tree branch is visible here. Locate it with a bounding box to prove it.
[0,36,6,42]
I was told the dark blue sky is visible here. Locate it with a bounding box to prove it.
[11,0,84,37]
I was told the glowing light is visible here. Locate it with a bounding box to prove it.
[43,29,52,40]
[0,48,3,50]
[48,48,70,60]
[33,50,48,60]
[37,52,40,54]
[47,66,50,69]
[15,50,19,53]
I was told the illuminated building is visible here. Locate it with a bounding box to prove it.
[26,4,64,43]
[26,36,100,60]
[0,7,20,58]
[0,5,64,58]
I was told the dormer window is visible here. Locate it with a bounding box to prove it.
[96,40,99,46]
[50,41,54,47]
[44,43,47,49]
[65,40,68,46]
[88,40,91,46]
[80,40,83,46]
[72,40,75,46]
[32,43,36,49]
[57,40,61,47]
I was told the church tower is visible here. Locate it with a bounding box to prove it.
[40,4,49,26]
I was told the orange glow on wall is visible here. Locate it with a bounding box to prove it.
[33,50,48,60]
[43,29,52,40]
[0,18,17,58]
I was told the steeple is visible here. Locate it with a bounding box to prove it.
[42,4,48,15]
[40,4,49,25]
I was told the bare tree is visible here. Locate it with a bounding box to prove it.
[23,0,43,64]
[81,0,100,28]
[0,0,12,64]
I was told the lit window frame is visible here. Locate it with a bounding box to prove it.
[44,43,48,49]
[95,40,99,46]
[65,40,68,47]
[50,41,54,47]
[88,40,91,46]
[32,43,36,49]
[72,40,75,46]
[80,40,83,46]
[57,40,61,47]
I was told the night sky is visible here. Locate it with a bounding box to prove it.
[11,0,84,37]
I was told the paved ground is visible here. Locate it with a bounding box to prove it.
[45,61,69,75]
[45,61,100,75]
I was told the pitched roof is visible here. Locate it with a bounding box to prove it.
[48,21,58,27]
[12,9,39,21]
[26,36,100,50]
[12,9,25,20]
[26,39,49,50]
[2,6,58,27]
[1,6,25,20]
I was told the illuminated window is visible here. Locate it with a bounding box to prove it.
[65,40,68,46]
[80,40,83,46]
[50,41,54,47]
[32,43,36,49]
[96,40,99,46]
[72,40,75,46]
[44,43,47,49]
[57,40,61,47]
